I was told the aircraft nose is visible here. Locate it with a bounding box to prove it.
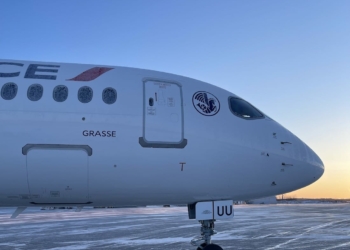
[268,121,324,190]
[307,145,324,181]
[295,139,325,185]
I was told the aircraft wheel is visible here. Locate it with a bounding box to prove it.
[203,243,223,250]
[197,243,207,250]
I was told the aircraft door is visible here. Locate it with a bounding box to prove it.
[24,144,91,205]
[139,79,187,148]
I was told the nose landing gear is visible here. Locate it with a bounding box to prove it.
[191,220,223,250]
[188,200,233,250]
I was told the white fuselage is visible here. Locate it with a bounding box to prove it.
[0,60,324,207]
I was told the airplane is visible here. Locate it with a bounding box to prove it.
[0,60,324,250]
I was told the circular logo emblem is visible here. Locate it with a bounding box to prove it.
[192,91,220,116]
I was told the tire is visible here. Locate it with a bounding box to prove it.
[197,243,207,250]
[203,243,223,250]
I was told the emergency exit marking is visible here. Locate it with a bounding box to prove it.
[180,162,186,171]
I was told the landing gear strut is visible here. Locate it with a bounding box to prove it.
[191,220,223,250]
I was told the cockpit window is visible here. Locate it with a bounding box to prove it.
[229,97,264,120]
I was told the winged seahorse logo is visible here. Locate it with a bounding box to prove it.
[193,91,220,116]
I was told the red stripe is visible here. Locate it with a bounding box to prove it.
[68,67,113,81]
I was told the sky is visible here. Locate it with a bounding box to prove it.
[0,0,349,199]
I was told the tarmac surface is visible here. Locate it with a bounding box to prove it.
[0,204,350,250]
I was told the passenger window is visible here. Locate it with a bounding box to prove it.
[1,82,18,100]
[102,87,117,104]
[53,85,68,102]
[27,84,43,101]
[229,97,264,119]
[78,86,93,103]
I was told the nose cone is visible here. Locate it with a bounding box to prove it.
[272,121,324,191]
[290,136,325,190]
[305,144,324,182]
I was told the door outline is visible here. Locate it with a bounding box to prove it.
[139,77,187,148]
[23,144,92,205]
[22,144,92,156]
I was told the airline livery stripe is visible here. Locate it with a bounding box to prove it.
[67,67,113,81]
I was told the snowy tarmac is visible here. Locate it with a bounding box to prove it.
[0,204,349,250]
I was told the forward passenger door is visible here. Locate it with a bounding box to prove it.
[139,79,187,148]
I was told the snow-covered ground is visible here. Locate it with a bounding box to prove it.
[0,204,349,249]
[277,199,350,204]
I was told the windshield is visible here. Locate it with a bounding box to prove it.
[229,97,264,119]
